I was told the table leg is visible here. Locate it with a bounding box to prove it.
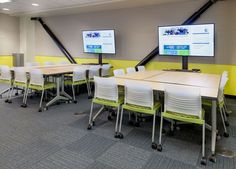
[209,100,217,163]
[46,76,69,107]
[60,75,72,100]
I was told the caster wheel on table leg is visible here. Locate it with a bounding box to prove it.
[8,100,12,104]
[151,142,157,150]
[21,104,27,108]
[200,157,207,165]
[209,155,216,163]
[118,133,124,139]
[87,124,92,130]
[157,144,162,152]
[92,121,95,126]
[5,99,9,103]
[38,108,42,112]
[224,132,229,138]
[114,132,119,138]
[73,100,77,104]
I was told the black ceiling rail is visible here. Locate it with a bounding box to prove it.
[136,0,219,68]
[31,17,77,64]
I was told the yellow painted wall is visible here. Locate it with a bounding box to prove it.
[35,56,236,96]
[0,55,13,67]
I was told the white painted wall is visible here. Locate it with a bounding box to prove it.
[0,13,19,55]
[34,0,236,64]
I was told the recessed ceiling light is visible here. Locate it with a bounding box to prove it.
[0,0,11,3]
[2,8,9,11]
[32,3,39,6]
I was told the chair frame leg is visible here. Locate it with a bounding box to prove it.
[219,107,229,137]
[159,115,163,145]
[86,81,92,97]
[39,90,45,109]
[152,113,156,142]
[115,106,120,133]
[202,122,205,157]
[72,84,75,101]
[118,107,124,133]
[88,102,94,126]
[6,83,12,101]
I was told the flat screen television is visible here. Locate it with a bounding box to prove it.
[158,24,215,57]
[82,30,115,54]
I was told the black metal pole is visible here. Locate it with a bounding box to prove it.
[136,0,218,67]
[98,53,103,65]
[31,17,77,64]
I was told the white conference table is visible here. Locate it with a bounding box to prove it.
[19,64,89,108]
[115,70,221,162]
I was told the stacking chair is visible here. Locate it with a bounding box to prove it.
[9,67,29,106]
[88,65,101,80]
[25,69,56,112]
[87,76,123,139]
[126,67,136,74]
[87,65,101,97]
[222,71,232,116]
[137,66,146,72]
[158,85,206,165]
[0,66,13,101]
[101,64,112,77]
[113,69,125,76]
[65,67,90,103]
[203,72,229,137]
[118,81,161,148]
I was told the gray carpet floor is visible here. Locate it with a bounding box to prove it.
[0,84,236,169]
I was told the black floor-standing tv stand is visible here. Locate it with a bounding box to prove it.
[163,56,201,73]
[98,53,103,65]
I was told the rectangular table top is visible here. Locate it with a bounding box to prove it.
[115,70,221,99]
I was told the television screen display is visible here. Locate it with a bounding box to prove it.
[82,30,115,54]
[158,24,214,57]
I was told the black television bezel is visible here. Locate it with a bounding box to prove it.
[82,29,116,55]
[158,23,215,57]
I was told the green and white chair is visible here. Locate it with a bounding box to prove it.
[118,81,161,148]
[65,67,90,103]
[137,66,146,72]
[25,69,56,112]
[9,67,29,106]
[126,67,136,74]
[203,71,229,137]
[113,69,125,76]
[87,76,124,139]
[87,65,101,98]
[158,85,207,165]
[101,64,112,77]
[0,66,13,101]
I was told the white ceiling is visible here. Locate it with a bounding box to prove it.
[0,0,193,17]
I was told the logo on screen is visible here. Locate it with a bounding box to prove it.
[86,32,101,38]
[163,27,189,36]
